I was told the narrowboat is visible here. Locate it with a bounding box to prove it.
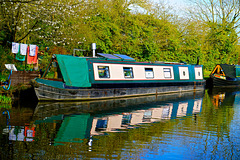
[209,64,240,87]
[33,53,205,101]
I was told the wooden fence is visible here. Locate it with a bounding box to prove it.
[11,71,40,86]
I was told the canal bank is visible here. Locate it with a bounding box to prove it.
[0,84,38,108]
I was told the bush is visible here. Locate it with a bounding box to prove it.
[0,95,12,104]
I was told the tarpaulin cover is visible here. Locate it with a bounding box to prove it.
[219,64,236,78]
[56,54,91,87]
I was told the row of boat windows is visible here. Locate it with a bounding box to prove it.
[98,66,173,79]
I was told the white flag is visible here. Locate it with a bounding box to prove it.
[12,42,19,54]
[29,44,37,56]
[20,43,28,55]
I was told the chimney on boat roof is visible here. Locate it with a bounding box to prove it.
[92,43,96,57]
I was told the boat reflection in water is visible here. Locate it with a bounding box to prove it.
[208,88,240,108]
[3,91,203,145]
[30,91,204,145]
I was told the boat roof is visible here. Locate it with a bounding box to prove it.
[56,54,91,87]
[97,53,135,61]
[54,54,202,87]
[218,64,237,78]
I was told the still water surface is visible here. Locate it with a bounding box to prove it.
[1,88,240,159]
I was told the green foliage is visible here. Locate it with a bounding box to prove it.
[0,103,11,109]
[204,70,212,79]
[0,46,14,71]
[0,0,239,71]
[0,95,12,104]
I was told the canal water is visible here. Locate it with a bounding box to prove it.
[0,88,240,159]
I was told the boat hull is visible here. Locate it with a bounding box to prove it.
[34,90,205,118]
[34,81,205,101]
[209,75,240,87]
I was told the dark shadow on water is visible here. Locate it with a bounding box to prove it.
[12,87,38,108]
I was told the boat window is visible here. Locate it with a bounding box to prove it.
[183,71,186,76]
[198,72,201,76]
[145,68,154,78]
[98,66,110,78]
[123,67,134,78]
[163,68,172,78]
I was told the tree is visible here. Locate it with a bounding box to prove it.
[188,0,240,69]
[178,18,207,65]
[83,0,155,59]
[0,0,89,49]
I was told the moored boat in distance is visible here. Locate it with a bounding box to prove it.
[209,64,240,87]
[33,53,205,101]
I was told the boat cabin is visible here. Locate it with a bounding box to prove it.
[40,54,204,89]
[210,64,240,80]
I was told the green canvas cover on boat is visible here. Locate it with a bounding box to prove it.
[56,54,91,87]
[219,64,236,78]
